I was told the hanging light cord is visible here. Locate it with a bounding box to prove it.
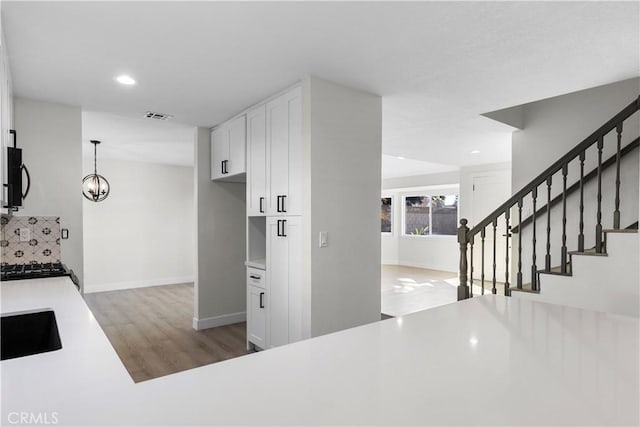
[93,142,98,175]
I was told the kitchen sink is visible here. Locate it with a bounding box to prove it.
[1,310,62,361]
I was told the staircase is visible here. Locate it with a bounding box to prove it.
[456,95,640,318]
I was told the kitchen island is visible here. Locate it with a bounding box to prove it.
[1,277,638,426]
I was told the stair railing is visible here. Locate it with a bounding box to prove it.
[457,95,640,300]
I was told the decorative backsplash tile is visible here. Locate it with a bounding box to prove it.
[0,216,61,265]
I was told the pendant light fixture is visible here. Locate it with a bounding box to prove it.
[82,140,110,202]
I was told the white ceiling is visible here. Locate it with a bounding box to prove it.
[81,111,194,167]
[3,1,639,176]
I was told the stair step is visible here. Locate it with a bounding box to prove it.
[568,247,607,257]
[510,283,539,294]
[604,228,638,234]
[538,264,572,275]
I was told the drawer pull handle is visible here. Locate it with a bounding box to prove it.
[249,275,261,280]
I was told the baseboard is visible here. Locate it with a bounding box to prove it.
[192,312,247,330]
[83,276,194,293]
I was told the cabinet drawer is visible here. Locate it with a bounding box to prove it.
[247,267,265,289]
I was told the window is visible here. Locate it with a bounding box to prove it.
[381,197,392,233]
[403,194,458,236]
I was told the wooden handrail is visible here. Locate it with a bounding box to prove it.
[511,137,639,233]
[468,96,640,238]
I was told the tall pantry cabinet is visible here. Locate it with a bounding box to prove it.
[212,77,382,352]
[245,86,304,349]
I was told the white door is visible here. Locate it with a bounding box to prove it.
[227,115,246,176]
[471,172,511,292]
[265,215,303,347]
[247,106,266,216]
[247,284,267,349]
[266,87,302,216]
[211,126,228,180]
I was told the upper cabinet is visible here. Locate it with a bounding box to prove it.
[246,87,302,217]
[211,114,246,182]
[265,87,302,216]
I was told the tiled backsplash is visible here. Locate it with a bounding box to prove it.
[1,216,61,265]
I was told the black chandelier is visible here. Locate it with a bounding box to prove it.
[82,140,110,202]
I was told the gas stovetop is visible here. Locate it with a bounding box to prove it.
[1,262,71,281]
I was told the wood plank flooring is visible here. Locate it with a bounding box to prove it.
[84,283,248,383]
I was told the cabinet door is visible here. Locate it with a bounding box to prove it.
[266,87,302,216]
[227,114,246,176]
[211,126,229,180]
[247,284,267,349]
[266,216,303,348]
[247,106,266,216]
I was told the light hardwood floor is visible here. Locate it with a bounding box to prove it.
[84,283,247,383]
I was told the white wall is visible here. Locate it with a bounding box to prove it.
[306,76,382,337]
[194,127,247,330]
[512,232,639,318]
[381,164,511,273]
[381,185,460,273]
[82,159,194,293]
[14,98,84,286]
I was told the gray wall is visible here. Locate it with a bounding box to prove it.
[306,77,382,337]
[194,127,246,329]
[512,77,640,191]
[14,97,84,286]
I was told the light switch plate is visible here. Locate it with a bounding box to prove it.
[19,228,30,242]
[319,232,328,248]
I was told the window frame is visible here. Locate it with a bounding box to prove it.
[400,191,459,239]
[380,194,394,235]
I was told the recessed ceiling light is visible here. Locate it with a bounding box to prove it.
[115,75,136,85]
[396,156,405,160]
[470,150,480,154]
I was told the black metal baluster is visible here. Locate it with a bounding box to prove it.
[481,227,486,295]
[492,218,497,295]
[596,137,604,253]
[531,187,538,291]
[517,199,523,289]
[578,152,585,252]
[545,176,552,272]
[614,123,622,229]
[469,236,474,298]
[505,210,510,296]
[561,164,568,274]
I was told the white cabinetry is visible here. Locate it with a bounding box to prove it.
[246,105,266,216]
[246,267,267,350]
[244,78,381,349]
[265,87,302,216]
[266,216,303,347]
[0,33,13,211]
[211,114,246,182]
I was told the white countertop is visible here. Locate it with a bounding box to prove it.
[1,278,638,426]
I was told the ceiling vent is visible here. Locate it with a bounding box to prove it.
[144,111,173,121]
